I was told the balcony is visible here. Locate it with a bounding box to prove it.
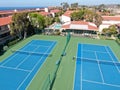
[0,29,10,35]
[0,35,13,45]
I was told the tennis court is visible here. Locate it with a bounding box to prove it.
[0,40,56,90]
[74,43,120,90]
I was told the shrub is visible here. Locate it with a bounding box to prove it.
[8,39,19,46]
[3,46,9,51]
[116,39,120,45]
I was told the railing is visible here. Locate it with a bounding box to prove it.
[41,32,71,90]
[0,35,13,44]
[0,29,10,35]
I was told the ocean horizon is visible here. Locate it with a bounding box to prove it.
[0,6,46,11]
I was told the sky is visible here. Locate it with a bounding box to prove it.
[0,0,120,7]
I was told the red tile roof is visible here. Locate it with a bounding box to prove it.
[62,24,70,28]
[0,9,40,15]
[0,16,12,26]
[39,11,51,16]
[62,21,98,31]
[116,23,120,26]
[63,10,74,17]
[71,21,88,24]
[102,16,120,21]
[50,9,60,13]
[88,25,98,30]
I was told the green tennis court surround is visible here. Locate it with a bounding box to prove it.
[0,35,120,90]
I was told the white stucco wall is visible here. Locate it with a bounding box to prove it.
[99,20,120,33]
[99,24,110,32]
[102,21,120,25]
[61,15,71,23]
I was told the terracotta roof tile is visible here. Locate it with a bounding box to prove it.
[63,10,74,17]
[62,21,98,31]
[50,9,60,13]
[62,24,70,28]
[71,21,88,24]
[102,16,120,21]
[0,16,12,26]
[39,11,51,16]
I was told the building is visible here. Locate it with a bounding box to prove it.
[116,24,120,34]
[0,8,43,18]
[62,21,98,37]
[60,10,73,23]
[0,16,12,46]
[39,11,52,17]
[99,16,120,33]
[39,8,61,17]
[50,9,61,17]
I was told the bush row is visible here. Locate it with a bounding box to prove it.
[116,39,120,46]
[8,39,20,46]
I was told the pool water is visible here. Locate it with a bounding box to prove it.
[54,24,62,29]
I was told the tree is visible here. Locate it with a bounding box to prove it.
[98,4,105,10]
[93,14,103,27]
[102,25,118,37]
[102,28,110,37]
[29,13,45,33]
[61,2,69,11]
[71,10,85,21]
[84,9,94,22]
[56,11,64,17]
[54,17,60,23]
[109,25,118,35]
[10,12,30,39]
[44,17,53,27]
[71,8,102,27]
[71,3,78,9]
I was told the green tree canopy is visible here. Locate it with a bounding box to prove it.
[44,17,54,27]
[71,3,78,9]
[71,8,102,27]
[61,2,69,11]
[102,25,118,36]
[54,17,60,23]
[71,10,85,21]
[10,12,31,39]
[29,13,45,33]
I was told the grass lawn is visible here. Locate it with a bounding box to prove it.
[0,35,120,90]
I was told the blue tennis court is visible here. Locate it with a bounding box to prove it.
[74,43,120,90]
[0,40,56,90]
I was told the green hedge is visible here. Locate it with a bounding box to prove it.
[8,39,19,46]
[116,39,120,46]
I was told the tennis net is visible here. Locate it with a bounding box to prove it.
[11,49,51,56]
[75,57,120,66]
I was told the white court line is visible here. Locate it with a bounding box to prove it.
[81,44,83,90]
[107,46,120,62]
[1,42,50,66]
[105,46,120,73]
[27,44,50,47]
[15,45,43,69]
[26,41,56,89]
[78,57,120,65]
[17,41,55,90]
[82,49,108,54]
[0,40,33,64]
[1,43,33,66]
[0,66,31,72]
[83,79,120,88]
[72,43,78,90]
[79,43,107,47]
[95,51,105,83]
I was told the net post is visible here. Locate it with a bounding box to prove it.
[72,56,76,60]
[48,74,51,85]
